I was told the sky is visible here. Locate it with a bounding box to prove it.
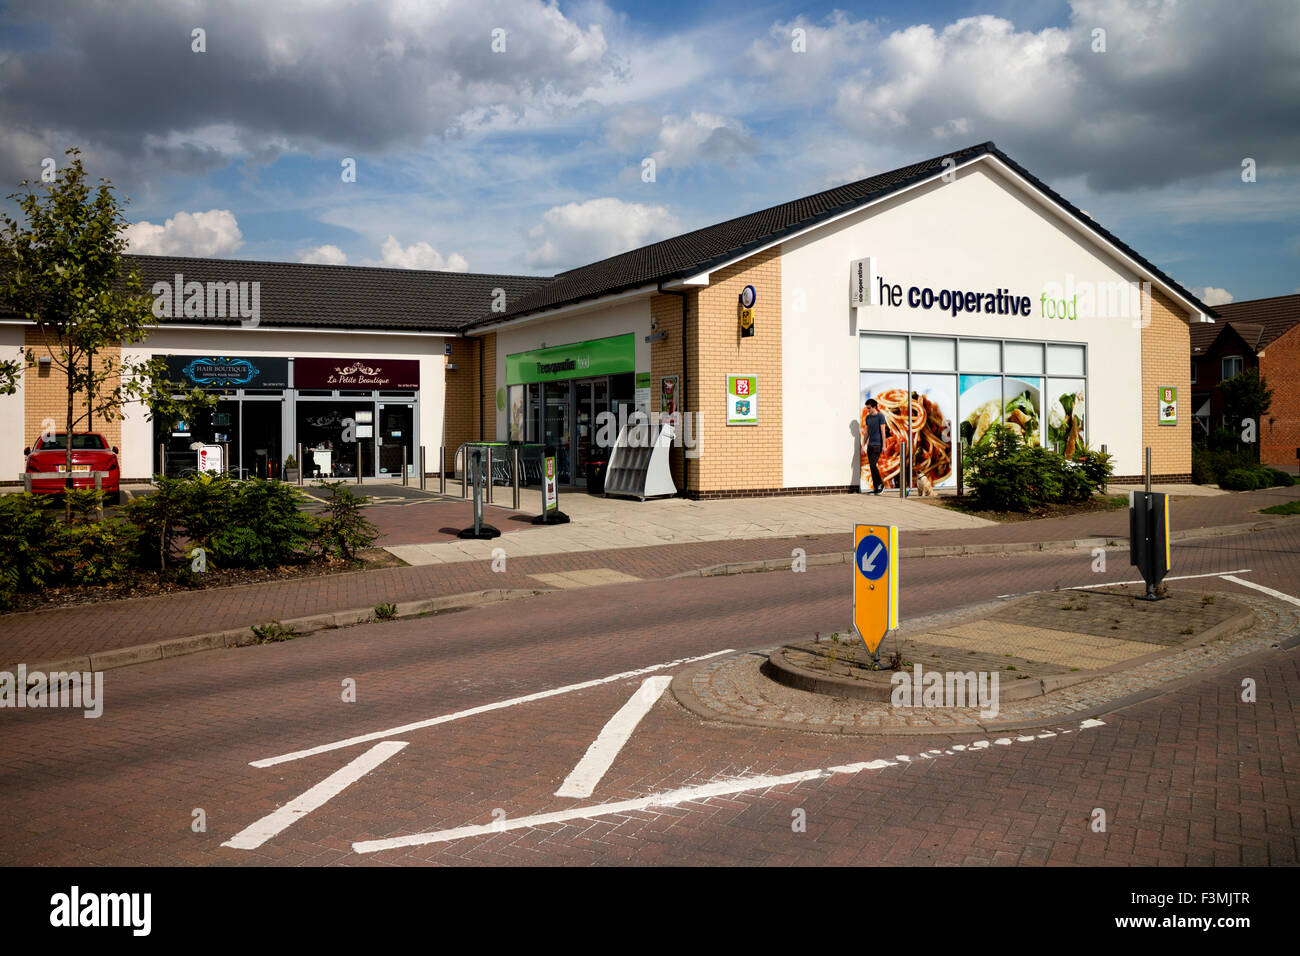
[1,0,1297,306]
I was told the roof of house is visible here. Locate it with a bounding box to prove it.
[1192,293,1300,354]
[470,141,1216,328]
[115,255,551,334]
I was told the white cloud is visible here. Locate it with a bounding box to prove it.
[369,236,469,272]
[525,198,680,269]
[1197,287,1234,307]
[297,244,348,265]
[124,209,243,256]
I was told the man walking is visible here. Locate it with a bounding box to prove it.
[863,397,887,494]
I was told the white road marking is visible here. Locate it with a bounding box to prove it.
[1221,575,1300,608]
[223,741,408,850]
[996,568,1253,599]
[250,650,733,768]
[555,676,672,799]
[351,718,1105,854]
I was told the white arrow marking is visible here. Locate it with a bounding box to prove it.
[861,542,883,574]
[555,676,671,799]
[250,650,732,768]
[223,741,408,850]
[352,718,1106,854]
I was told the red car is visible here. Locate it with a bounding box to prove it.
[24,432,122,505]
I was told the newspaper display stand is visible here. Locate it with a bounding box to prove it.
[604,416,677,500]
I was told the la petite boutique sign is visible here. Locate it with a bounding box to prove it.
[294,358,420,390]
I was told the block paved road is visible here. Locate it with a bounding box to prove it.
[1,526,1296,866]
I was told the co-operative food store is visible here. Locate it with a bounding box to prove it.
[3,142,1208,494]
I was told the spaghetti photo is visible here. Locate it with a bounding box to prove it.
[860,385,953,490]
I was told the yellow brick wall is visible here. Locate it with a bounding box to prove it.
[1140,288,1193,478]
[689,247,783,493]
[443,336,481,473]
[23,327,122,451]
[480,332,498,441]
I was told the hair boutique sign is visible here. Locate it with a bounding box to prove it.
[294,357,420,390]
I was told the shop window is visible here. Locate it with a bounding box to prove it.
[958,339,1000,373]
[1221,356,1243,381]
[859,333,907,370]
[1046,343,1085,376]
[910,336,956,371]
[1190,361,1197,385]
[1004,341,1044,375]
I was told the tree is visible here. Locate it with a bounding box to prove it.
[1220,368,1273,459]
[0,148,212,517]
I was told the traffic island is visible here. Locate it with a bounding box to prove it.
[671,584,1288,736]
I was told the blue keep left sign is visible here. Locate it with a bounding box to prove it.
[855,534,888,581]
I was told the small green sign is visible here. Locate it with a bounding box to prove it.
[505,334,636,385]
[1158,386,1177,426]
[727,374,758,426]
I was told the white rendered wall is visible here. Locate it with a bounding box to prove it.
[0,324,25,481]
[781,163,1159,485]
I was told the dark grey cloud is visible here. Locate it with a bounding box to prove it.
[0,0,615,189]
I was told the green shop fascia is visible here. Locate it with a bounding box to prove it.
[502,333,642,486]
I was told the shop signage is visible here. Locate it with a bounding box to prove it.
[1158,386,1178,426]
[294,357,420,390]
[660,375,680,425]
[197,444,224,474]
[160,355,288,389]
[853,524,899,655]
[544,456,558,512]
[505,334,636,385]
[726,374,757,426]
[849,257,877,308]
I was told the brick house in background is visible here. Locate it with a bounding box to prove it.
[1190,292,1300,469]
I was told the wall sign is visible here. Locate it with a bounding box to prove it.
[1158,386,1178,426]
[660,375,680,425]
[294,357,420,390]
[160,355,288,389]
[504,334,635,385]
[849,257,877,309]
[726,374,758,426]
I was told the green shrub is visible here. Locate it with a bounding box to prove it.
[0,494,61,609]
[1267,469,1296,487]
[313,481,378,561]
[124,474,316,570]
[961,425,1113,512]
[122,475,198,569]
[211,478,316,568]
[1192,447,1258,485]
[1219,468,1268,491]
[48,518,140,587]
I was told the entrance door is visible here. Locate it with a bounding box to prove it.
[240,399,282,479]
[377,403,414,477]
[543,382,572,483]
[574,378,610,488]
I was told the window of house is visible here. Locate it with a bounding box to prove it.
[1221,356,1243,381]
